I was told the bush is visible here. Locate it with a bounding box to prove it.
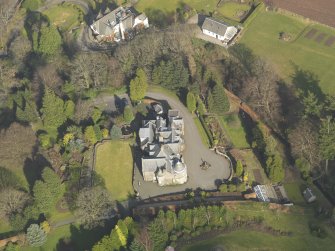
[219,184,228,193]
[123,106,134,124]
[110,125,122,139]
[26,224,47,247]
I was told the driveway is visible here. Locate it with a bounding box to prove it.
[133,91,231,199]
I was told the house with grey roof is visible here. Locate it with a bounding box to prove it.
[139,109,187,186]
[90,6,149,42]
[201,17,238,44]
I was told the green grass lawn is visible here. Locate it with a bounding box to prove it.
[218,114,249,149]
[21,223,111,251]
[181,201,335,251]
[94,140,134,201]
[216,2,251,22]
[43,4,83,31]
[239,6,335,94]
[194,117,211,147]
[136,0,248,17]
[181,229,335,251]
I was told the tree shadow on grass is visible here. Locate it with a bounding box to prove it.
[291,64,325,101]
[55,222,116,251]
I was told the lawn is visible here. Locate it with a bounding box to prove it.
[238,5,335,94]
[94,140,134,201]
[181,229,335,251]
[136,0,249,17]
[21,223,112,251]
[181,202,335,251]
[216,2,251,22]
[194,117,211,147]
[43,4,83,31]
[218,113,249,149]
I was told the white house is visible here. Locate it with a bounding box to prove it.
[90,7,149,42]
[201,17,238,44]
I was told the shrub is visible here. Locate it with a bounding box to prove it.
[110,125,122,139]
[219,184,228,193]
[26,224,47,247]
[123,106,134,124]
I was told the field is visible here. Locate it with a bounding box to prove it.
[94,140,134,201]
[181,202,335,251]
[270,0,335,28]
[218,113,249,149]
[238,5,335,94]
[20,223,111,251]
[135,0,250,21]
[43,4,83,31]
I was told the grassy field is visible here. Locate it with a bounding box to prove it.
[218,114,249,148]
[43,4,83,31]
[135,0,250,20]
[181,229,335,251]
[194,117,211,147]
[216,2,251,22]
[181,202,335,251]
[94,140,134,201]
[21,223,111,251]
[239,5,335,94]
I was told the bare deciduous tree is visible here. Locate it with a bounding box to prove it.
[0,188,30,218]
[75,187,114,229]
[289,120,321,170]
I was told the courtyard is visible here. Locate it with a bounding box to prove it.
[133,92,231,199]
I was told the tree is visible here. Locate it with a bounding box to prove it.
[266,154,284,183]
[235,160,243,177]
[110,125,122,140]
[75,187,114,229]
[130,68,148,102]
[211,83,230,114]
[41,88,67,133]
[147,219,169,251]
[302,91,323,118]
[0,188,30,219]
[197,97,207,115]
[4,242,19,251]
[26,224,47,247]
[64,100,75,118]
[152,59,189,90]
[186,91,196,113]
[33,168,64,213]
[289,121,321,170]
[37,25,62,56]
[85,126,98,145]
[123,105,134,124]
[207,91,214,112]
[319,117,335,174]
[0,123,36,171]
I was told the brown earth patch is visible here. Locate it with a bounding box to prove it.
[304,28,317,39]
[314,33,327,43]
[270,0,335,28]
[325,36,335,46]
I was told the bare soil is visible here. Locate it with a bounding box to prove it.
[270,0,335,28]
[325,36,335,46]
[304,28,317,39]
[315,33,327,43]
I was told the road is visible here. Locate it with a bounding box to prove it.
[133,91,231,198]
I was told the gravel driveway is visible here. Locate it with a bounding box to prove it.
[133,92,231,199]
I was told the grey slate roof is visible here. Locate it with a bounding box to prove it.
[202,17,230,36]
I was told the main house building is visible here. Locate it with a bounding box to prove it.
[90,6,149,42]
[139,109,187,186]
